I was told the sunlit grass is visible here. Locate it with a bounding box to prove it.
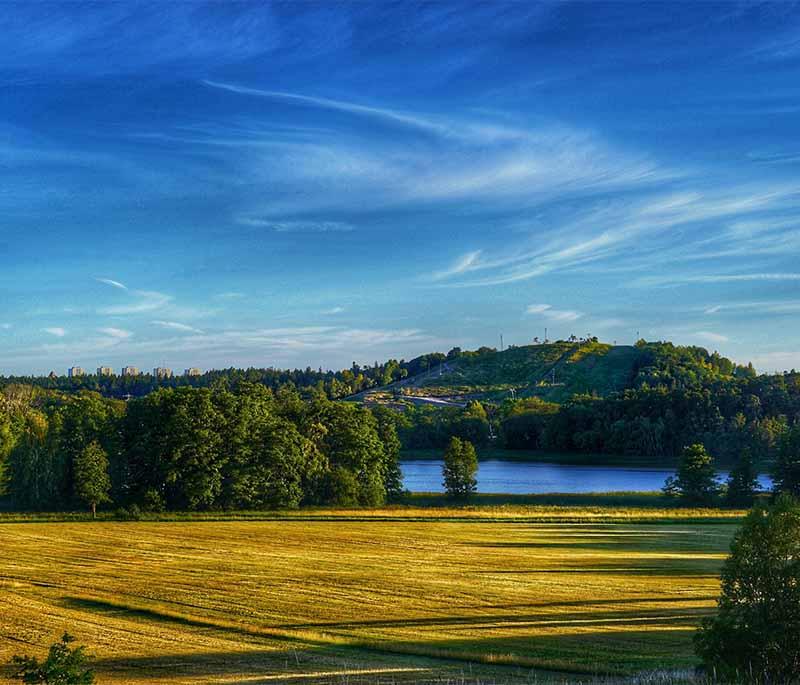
[0,514,734,683]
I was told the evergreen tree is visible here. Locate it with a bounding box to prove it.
[724,448,759,507]
[73,441,112,518]
[773,425,800,497]
[442,437,478,498]
[663,443,719,505]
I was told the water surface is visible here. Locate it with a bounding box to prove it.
[400,459,773,494]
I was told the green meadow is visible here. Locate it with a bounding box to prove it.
[0,505,739,684]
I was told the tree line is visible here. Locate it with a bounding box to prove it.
[0,384,403,513]
[0,348,488,401]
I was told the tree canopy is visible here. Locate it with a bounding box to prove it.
[695,496,800,681]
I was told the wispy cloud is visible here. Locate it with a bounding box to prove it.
[704,301,800,316]
[152,320,204,334]
[322,306,345,315]
[525,304,582,322]
[695,331,729,343]
[432,251,482,281]
[95,277,128,290]
[238,217,355,232]
[203,80,447,135]
[43,327,66,337]
[432,186,800,287]
[98,327,131,339]
[100,290,172,315]
[214,292,245,300]
[5,326,436,372]
[636,272,800,288]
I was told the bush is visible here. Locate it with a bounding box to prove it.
[114,504,142,521]
[11,633,94,684]
[695,496,800,682]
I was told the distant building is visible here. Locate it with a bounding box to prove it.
[97,366,114,376]
[184,367,202,377]
[153,367,173,379]
[121,366,139,377]
[68,367,85,378]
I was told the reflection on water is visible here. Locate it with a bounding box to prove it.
[400,459,774,494]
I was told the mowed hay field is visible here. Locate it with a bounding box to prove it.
[0,510,737,684]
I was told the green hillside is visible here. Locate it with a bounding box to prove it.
[359,338,755,409]
[385,340,641,403]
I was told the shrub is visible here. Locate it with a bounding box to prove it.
[11,633,94,684]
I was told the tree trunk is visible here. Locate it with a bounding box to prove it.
[91,502,96,519]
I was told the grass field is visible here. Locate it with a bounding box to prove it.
[0,507,737,684]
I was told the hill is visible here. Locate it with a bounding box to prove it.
[357,338,752,408]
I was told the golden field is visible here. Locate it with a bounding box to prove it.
[0,507,738,684]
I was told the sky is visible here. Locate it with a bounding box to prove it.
[2,1,800,375]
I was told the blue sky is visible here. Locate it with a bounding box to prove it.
[2,1,800,375]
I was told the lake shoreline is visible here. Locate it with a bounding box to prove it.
[401,447,678,468]
[400,456,774,495]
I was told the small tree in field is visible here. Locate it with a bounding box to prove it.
[724,448,759,508]
[695,496,800,682]
[442,437,478,498]
[12,633,94,684]
[663,443,719,505]
[73,441,111,518]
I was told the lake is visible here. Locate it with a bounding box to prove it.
[400,459,774,494]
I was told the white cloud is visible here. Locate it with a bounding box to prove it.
[525,304,582,322]
[429,185,800,287]
[98,327,131,339]
[238,217,355,232]
[203,80,447,135]
[695,331,729,343]
[748,351,800,373]
[432,251,482,281]
[704,301,800,316]
[214,292,245,300]
[637,273,800,288]
[100,290,172,315]
[3,326,436,373]
[43,327,66,337]
[95,277,128,290]
[0,323,11,330]
[322,306,345,315]
[152,320,204,334]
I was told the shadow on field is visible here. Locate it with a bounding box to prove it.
[86,631,696,682]
[463,529,730,555]
[280,605,711,632]
[60,595,705,680]
[90,649,435,684]
[473,564,719,577]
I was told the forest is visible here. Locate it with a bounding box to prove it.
[2,340,800,513]
[0,384,403,512]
